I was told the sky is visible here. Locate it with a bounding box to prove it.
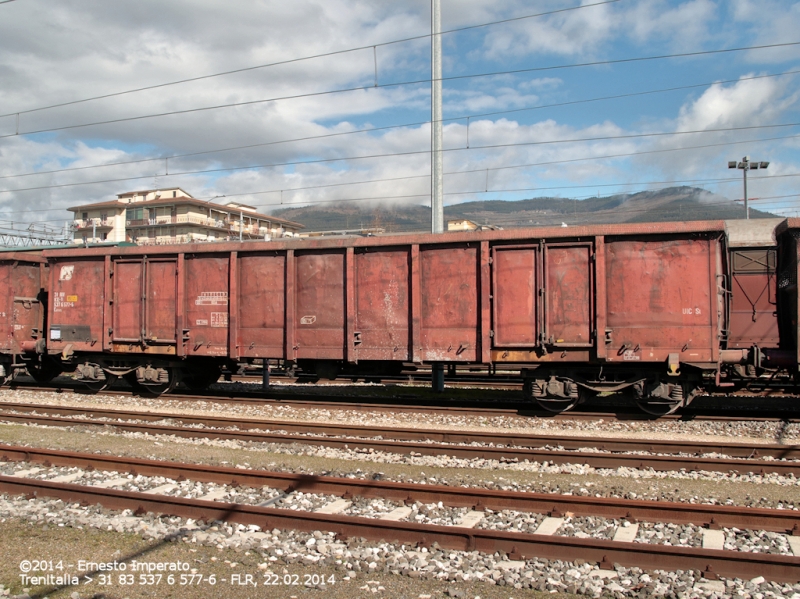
[0,0,799,234]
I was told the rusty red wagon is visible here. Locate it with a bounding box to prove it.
[0,217,793,415]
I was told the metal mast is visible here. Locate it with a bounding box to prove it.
[431,0,443,233]
[728,156,769,219]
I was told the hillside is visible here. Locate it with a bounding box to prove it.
[269,186,776,233]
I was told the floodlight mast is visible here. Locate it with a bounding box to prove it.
[728,156,769,219]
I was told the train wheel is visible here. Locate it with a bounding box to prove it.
[125,367,179,397]
[636,382,687,416]
[81,373,118,393]
[525,376,587,413]
[182,366,222,391]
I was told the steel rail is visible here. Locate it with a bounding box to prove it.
[1,401,798,459]
[0,410,797,475]
[0,445,797,533]
[7,380,800,422]
[0,465,797,581]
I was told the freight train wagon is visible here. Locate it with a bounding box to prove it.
[4,218,798,415]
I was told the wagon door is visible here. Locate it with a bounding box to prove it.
[237,252,285,359]
[112,259,143,345]
[144,259,177,344]
[294,251,345,360]
[353,248,410,361]
[492,245,538,347]
[111,257,177,349]
[543,243,593,347]
[420,245,478,361]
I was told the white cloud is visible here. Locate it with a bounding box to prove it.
[480,1,617,59]
[0,0,799,226]
[675,74,795,131]
[623,0,719,50]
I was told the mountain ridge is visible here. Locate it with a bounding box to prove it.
[269,186,775,233]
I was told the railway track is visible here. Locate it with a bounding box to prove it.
[6,379,800,423]
[0,445,798,582]
[0,402,798,475]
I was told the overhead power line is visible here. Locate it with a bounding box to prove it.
[1,120,798,196]
[4,170,799,218]
[1,40,797,141]
[0,0,620,119]
[3,130,798,218]
[31,192,800,227]
[2,69,797,182]
[203,131,800,202]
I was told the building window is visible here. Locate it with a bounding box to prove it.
[172,191,177,198]
[126,207,144,221]
[102,232,107,241]
[82,212,88,220]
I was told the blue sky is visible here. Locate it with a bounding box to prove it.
[0,0,798,230]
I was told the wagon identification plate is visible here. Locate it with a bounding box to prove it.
[53,292,75,312]
[194,291,228,306]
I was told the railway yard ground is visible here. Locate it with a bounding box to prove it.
[0,378,798,598]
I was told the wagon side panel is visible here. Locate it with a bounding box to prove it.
[48,258,106,353]
[420,245,478,361]
[295,251,345,360]
[238,252,286,359]
[0,261,43,354]
[185,255,230,357]
[111,260,144,343]
[604,237,715,363]
[492,246,537,347]
[354,248,410,361]
[543,243,593,347]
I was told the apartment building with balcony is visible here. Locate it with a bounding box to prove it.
[69,188,303,245]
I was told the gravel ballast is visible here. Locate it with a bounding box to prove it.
[1,494,800,599]
[0,387,799,598]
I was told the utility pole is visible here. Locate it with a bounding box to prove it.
[431,0,443,233]
[728,156,769,219]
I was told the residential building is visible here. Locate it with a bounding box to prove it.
[69,188,303,245]
[446,219,501,232]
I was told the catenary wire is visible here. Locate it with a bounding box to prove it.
[0,1,621,118]
[5,172,796,220]
[34,192,800,228]
[0,121,797,195]
[2,69,797,182]
[4,129,797,219]
[191,132,800,202]
[1,41,797,140]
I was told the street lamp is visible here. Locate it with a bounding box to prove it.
[728,156,769,219]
